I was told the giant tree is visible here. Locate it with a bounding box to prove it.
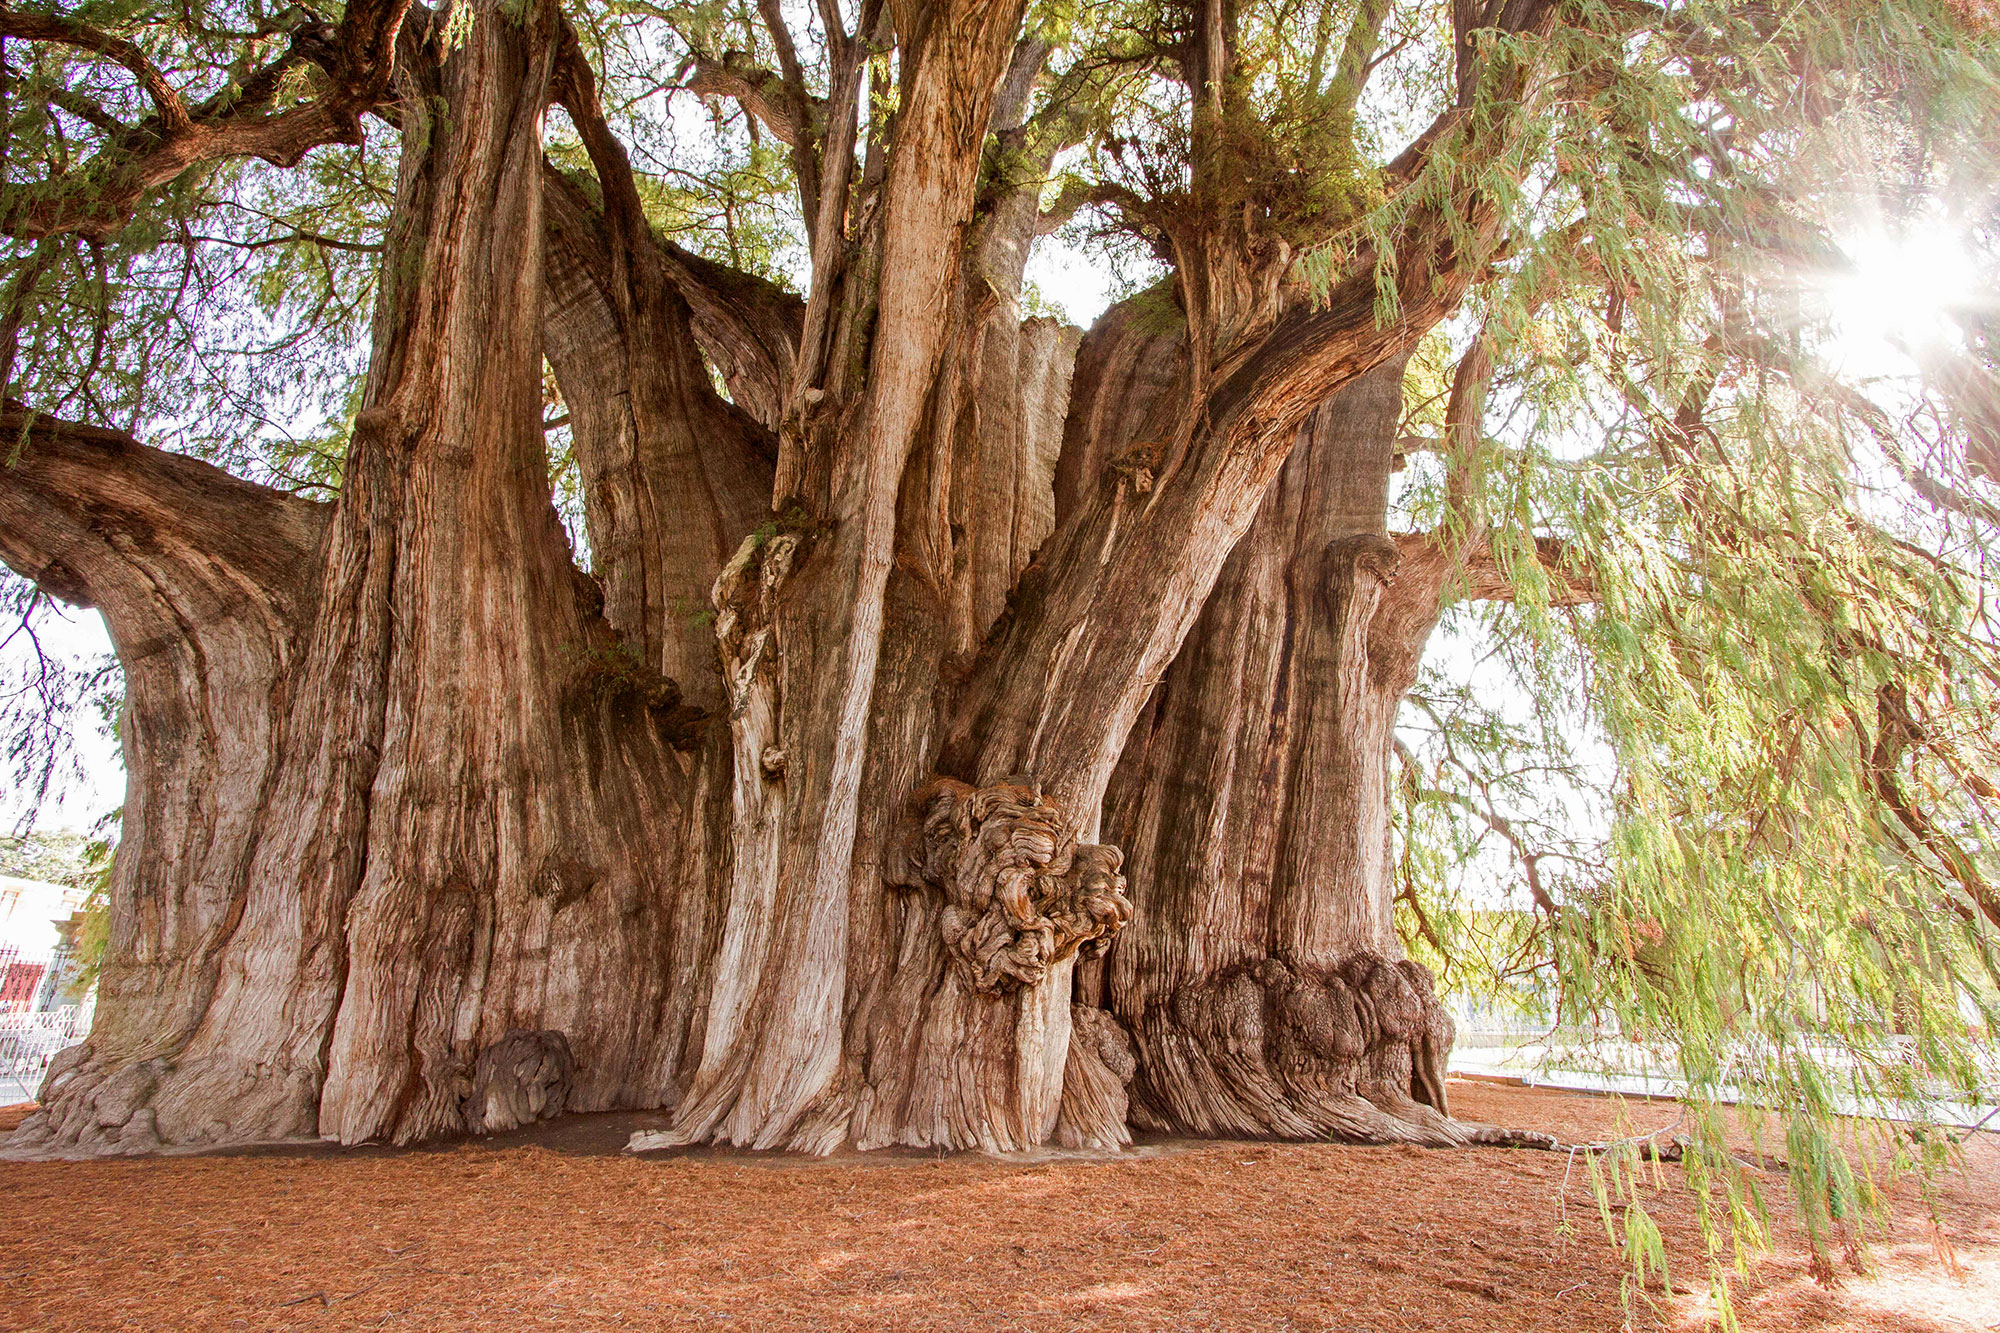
[2,0,1997,1211]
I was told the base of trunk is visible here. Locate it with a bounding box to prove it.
[2,1047,233,1158]
[1124,950,1552,1148]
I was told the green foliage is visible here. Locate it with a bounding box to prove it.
[1370,1,2000,1310]
[0,826,101,890]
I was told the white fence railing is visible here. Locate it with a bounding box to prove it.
[0,945,93,1099]
[1,1001,92,1067]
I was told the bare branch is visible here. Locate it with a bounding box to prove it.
[1863,683,2000,933]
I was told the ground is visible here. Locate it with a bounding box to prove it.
[0,1081,1994,1332]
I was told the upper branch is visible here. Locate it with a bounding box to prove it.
[686,50,822,150]
[549,27,803,425]
[0,7,190,130]
[0,403,328,640]
[0,0,414,241]
[1402,533,1596,607]
[1210,0,1566,439]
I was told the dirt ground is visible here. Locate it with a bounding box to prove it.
[1,1080,1994,1332]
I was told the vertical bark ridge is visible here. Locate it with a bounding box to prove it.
[542,170,776,713]
[1095,358,1507,1144]
[310,0,701,1145]
[829,68,1104,1152]
[661,0,1035,1153]
[9,0,710,1156]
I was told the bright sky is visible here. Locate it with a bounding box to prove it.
[1823,215,1982,381]
[1,603,123,834]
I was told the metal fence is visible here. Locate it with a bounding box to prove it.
[0,946,93,1104]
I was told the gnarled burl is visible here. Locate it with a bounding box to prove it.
[893,778,1133,993]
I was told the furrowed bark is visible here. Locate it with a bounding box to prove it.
[662,0,1560,1155]
[542,172,775,711]
[5,0,1588,1162]
[0,410,325,1154]
[546,28,781,684]
[656,240,804,433]
[835,55,1105,1151]
[940,0,1564,818]
[1097,362,1489,1144]
[661,0,1039,1153]
[1079,311,1564,1150]
[311,0,700,1145]
[10,0,708,1155]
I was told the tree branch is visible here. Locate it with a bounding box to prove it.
[0,7,190,129]
[0,402,327,625]
[1407,533,1595,607]
[1864,683,2000,934]
[686,50,819,149]
[0,0,414,241]
[550,23,802,425]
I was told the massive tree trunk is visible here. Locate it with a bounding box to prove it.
[0,412,326,1153]
[7,0,723,1154]
[1096,360,1488,1144]
[1,0,1568,1157]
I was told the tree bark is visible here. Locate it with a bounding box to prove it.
[1097,361,1445,1141]
[1,0,1574,1160]
[0,409,325,1153]
[656,0,1061,1155]
[1092,356,1546,1146]
[7,0,715,1154]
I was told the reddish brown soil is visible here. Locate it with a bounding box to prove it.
[1,1081,1994,1332]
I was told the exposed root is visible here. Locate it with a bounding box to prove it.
[466,1029,578,1135]
[2,1047,171,1159]
[7,1028,586,1159]
[1123,951,1558,1150]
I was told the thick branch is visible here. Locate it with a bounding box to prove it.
[1400,532,1596,607]
[542,171,776,707]
[1866,683,2000,933]
[658,240,802,431]
[549,31,801,427]
[0,405,328,1124]
[687,51,818,149]
[0,403,327,621]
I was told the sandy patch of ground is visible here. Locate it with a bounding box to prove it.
[0,1081,1993,1332]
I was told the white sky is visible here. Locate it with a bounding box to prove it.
[1,603,123,834]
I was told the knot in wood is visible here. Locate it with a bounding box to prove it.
[892,778,1134,994]
[1106,442,1164,494]
[1162,951,1456,1120]
[1324,532,1402,586]
[465,1030,577,1135]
